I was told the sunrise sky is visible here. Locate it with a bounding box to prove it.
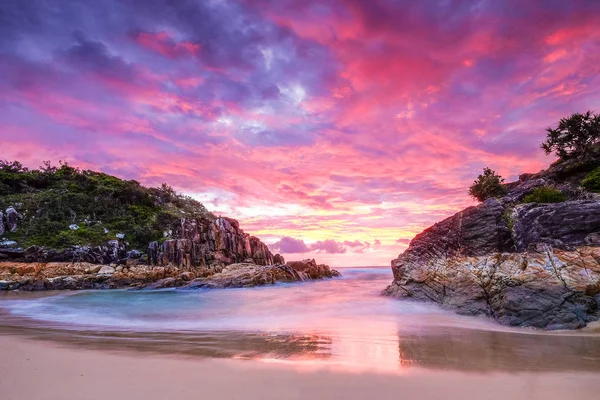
[1,0,600,266]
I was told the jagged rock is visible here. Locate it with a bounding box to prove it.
[390,199,512,280]
[384,247,600,329]
[273,253,285,265]
[512,201,600,251]
[0,257,338,291]
[147,217,275,268]
[182,261,339,289]
[5,207,19,232]
[286,259,341,279]
[0,211,5,236]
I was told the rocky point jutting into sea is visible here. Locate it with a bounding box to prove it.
[0,162,339,291]
[384,153,600,330]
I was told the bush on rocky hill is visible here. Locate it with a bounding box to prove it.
[0,160,213,250]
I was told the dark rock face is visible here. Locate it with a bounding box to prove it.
[146,217,275,268]
[512,201,600,251]
[20,241,127,264]
[396,199,513,266]
[286,259,341,279]
[273,253,285,265]
[0,211,5,236]
[385,163,600,330]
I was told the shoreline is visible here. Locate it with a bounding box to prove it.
[2,334,600,400]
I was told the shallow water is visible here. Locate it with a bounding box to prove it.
[1,267,600,373]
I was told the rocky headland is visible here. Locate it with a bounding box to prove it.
[0,258,340,291]
[0,162,339,291]
[384,155,600,330]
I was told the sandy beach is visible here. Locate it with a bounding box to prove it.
[1,334,599,400]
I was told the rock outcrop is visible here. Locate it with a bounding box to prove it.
[286,258,341,279]
[15,240,128,264]
[384,158,600,330]
[146,217,275,269]
[4,206,19,232]
[0,258,341,291]
[273,253,285,265]
[177,261,340,289]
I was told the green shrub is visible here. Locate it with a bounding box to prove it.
[469,167,507,202]
[0,160,214,250]
[541,111,600,159]
[522,187,567,203]
[581,167,600,192]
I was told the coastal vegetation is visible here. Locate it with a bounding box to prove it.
[521,186,566,204]
[468,167,507,202]
[541,111,600,159]
[0,160,213,250]
[470,111,600,203]
[581,167,600,192]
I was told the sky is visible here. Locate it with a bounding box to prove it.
[1,0,600,266]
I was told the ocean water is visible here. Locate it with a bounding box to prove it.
[1,267,600,373]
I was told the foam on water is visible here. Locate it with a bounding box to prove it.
[1,267,502,333]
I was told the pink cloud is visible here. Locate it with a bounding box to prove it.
[1,0,599,266]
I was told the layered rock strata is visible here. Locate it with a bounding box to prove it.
[384,161,600,330]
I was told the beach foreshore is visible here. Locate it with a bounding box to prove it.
[1,334,600,400]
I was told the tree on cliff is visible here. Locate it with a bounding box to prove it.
[469,167,507,202]
[541,111,600,159]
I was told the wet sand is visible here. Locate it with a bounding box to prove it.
[1,334,600,400]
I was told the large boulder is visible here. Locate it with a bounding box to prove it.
[5,207,19,232]
[384,246,600,330]
[385,172,600,329]
[273,253,285,265]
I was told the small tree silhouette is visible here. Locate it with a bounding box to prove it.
[541,111,600,159]
[469,167,507,202]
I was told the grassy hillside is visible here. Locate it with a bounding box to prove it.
[0,161,214,250]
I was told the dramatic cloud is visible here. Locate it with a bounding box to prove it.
[310,239,347,254]
[2,0,600,266]
[270,236,310,254]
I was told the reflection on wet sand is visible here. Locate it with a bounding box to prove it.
[3,313,600,373]
[397,329,600,372]
[0,321,333,361]
[2,267,600,375]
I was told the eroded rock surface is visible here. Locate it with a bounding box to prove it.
[147,217,275,268]
[180,260,340,289]
[384,246,600,329]
[0,258,340,291]
[384,158,600,330]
